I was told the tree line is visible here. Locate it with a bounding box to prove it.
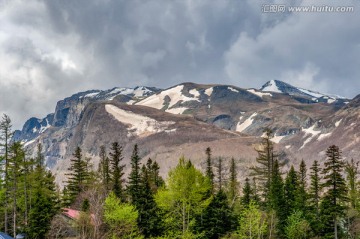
[1,114,360,239]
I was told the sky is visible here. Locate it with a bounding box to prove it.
[0,0,360,129]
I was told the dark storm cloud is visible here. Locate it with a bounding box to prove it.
[0,0,359,129]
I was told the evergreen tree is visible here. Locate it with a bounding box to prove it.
[345,158,359,209]
[296,160,308,212]
[128,144,142,205]
[28,168,58,239]
[309,160,322,236]
[216,157,224,191]
[268,160,286,236]
[145,158,164,193]
[8,142,24,237]
[205,147,215,193]
[251,177,260,204]
[65,146,89,204]
[284,166,299,216]
[320,145,348,239]
[109,142,125,200]
[137,165,163,238]
[0,114,13,233]
[241,178,253,207]
[228,157,239,204]
[196,190,237,239]
[98,145,111,190]
[251,129,279,204]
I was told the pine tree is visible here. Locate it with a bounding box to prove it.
[196,190,237,239]
[136,165,163,238]
[216,157,224,191]
[128,144,142,206]
[228,157,239,205]
[65,146,89,204]
[98,145,111,190]
[284,166,299,216]
[109,142,125,200]
[251,177,260,204]
[28,155,59,239]
[296,160,308,212]
[145,158,164,193]
[205,147,215,193]
[251,129,279,204]
[241,178,253,207]
[309,160,321,235]
[345,158,359,209]
[8,142,24,237]
[0,114,13,234]
[268,160,286,236]
[321,145,348,239]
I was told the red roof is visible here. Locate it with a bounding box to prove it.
[62,208,81,220]
[62,208,96,224]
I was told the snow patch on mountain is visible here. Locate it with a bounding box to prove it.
[236,113,257,132]
[298,88,323,98]
[189,89,200,98]
[136,85,200,111]
[261,80,282,93]
[205,87,213,97]
[300,125,321,149]
[39,119,51,133]
[271,135,286,143]
[105,104,175,137]
[228,87,239,93]
[318,132,332,140]
[247,89,272,98]
[166,107,188,114]
[260,80,345,103]
[335,119,342,127]
[22,139,37,147]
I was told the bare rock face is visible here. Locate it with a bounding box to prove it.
[14,80,359,186]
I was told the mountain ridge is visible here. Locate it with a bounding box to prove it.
[13,80,359,185]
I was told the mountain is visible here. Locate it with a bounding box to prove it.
[14,86,160,143]
[260,80,348,105]
[13,80,358,185]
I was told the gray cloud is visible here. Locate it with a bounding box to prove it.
[0,0,359,129]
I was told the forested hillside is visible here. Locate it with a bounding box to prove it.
[1,114,360,239]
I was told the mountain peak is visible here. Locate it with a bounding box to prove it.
[260,80,290,93]
[260,80,346,103]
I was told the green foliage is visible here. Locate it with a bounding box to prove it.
[321,145,348,238]
[145,158,165,193]
[250,128,279,205]
[345,158,359,209]
[205,147,215,194]
[109,142,125,200]
[295,160,308,212]
[195,190,237,239]
[238,201,267,239]
[228,157,239,204]
[28,144,59,239]
[98,145,111,191]
[128,144,142,206]
[65,146,90,204]
[284,210,310,239]
[241,178,252,207]
[136,165,163,238]
[309,160,321,236]
[104,192,142,239]
[268,160,286,236]
[284,166,299,216]
[155,157,211,237]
